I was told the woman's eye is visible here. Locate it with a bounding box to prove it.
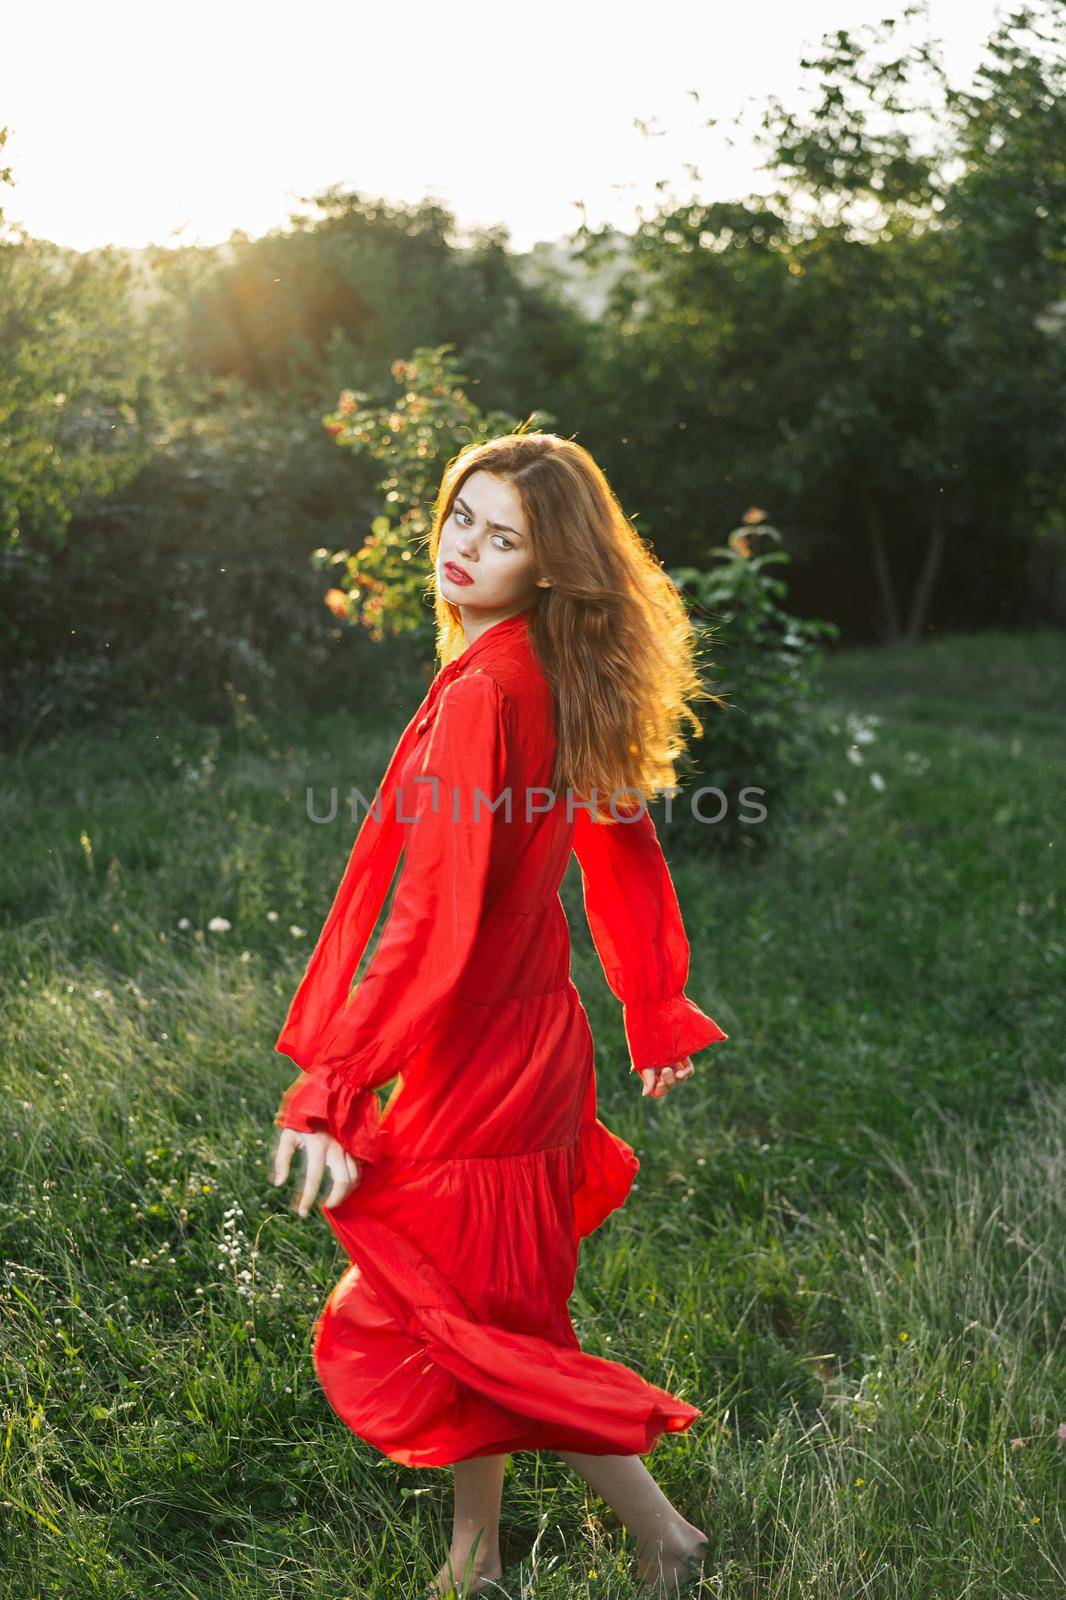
[453,509,511,549]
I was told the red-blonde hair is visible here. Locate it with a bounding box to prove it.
[426,432,723,814]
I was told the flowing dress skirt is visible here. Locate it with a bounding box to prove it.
[310,984,701,1466]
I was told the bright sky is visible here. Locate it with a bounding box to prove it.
[2,0,1007,254]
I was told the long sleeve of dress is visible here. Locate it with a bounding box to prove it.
[275,670,509,1162]
[571,798,728,1075]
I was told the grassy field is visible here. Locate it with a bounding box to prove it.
[1,628,1063,1599]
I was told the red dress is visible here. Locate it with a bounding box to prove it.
[274,608,728,1467]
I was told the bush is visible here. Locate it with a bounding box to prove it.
[667,513,840,854]
[0,376,396,750]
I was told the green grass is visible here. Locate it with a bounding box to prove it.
[1,629,1063,1598]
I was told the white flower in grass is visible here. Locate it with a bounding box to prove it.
[266,911,279,923]
[832,789,848,806]
[239,950,252,963]
[177,917,191,930]
[846,745,864,766]
[207,916,232,933]
[289,925,306,938]
[869,772,886,793]
[846,712,882,743]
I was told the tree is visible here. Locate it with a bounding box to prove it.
[570,3,1066,641]
[0,129,157,551]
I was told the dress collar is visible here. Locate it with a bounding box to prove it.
[436,608,534,686]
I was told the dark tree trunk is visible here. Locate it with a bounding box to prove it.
[866,494,901,643]
[905,498,949,644]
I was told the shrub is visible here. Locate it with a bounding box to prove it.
[667,512,840,853]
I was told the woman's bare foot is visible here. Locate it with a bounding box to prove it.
[634,1516,709,1594]
[426,1544,505,1597]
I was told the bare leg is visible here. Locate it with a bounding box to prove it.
[557,1450,708,1594]
[427,1453,506,1596]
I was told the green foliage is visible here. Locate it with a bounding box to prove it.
[0,190,586,745]
[0,236,157,549]
[314,344,553,641]
[3,5,1065,753]
[165,188,590,413]
[0,374,408,748]
[668,515,840,853]
[0,124,12,215]
[571,2,1066,642]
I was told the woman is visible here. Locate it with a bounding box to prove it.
[271,432,729,1596]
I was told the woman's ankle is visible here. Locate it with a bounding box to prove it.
[447,1537,502,1574]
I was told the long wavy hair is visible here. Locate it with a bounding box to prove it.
[426,432,724,816]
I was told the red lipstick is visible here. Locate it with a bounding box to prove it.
[443,561,473,586]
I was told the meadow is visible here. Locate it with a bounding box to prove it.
[1,628,1063,1599]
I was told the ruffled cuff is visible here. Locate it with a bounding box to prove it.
[274,1069,384,1165]
[622,992,728,1075]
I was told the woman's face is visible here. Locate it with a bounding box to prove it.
[437,469,550,620]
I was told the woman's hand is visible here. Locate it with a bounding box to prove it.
[639,1057,695,1098]
[271,1127,362,1215]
